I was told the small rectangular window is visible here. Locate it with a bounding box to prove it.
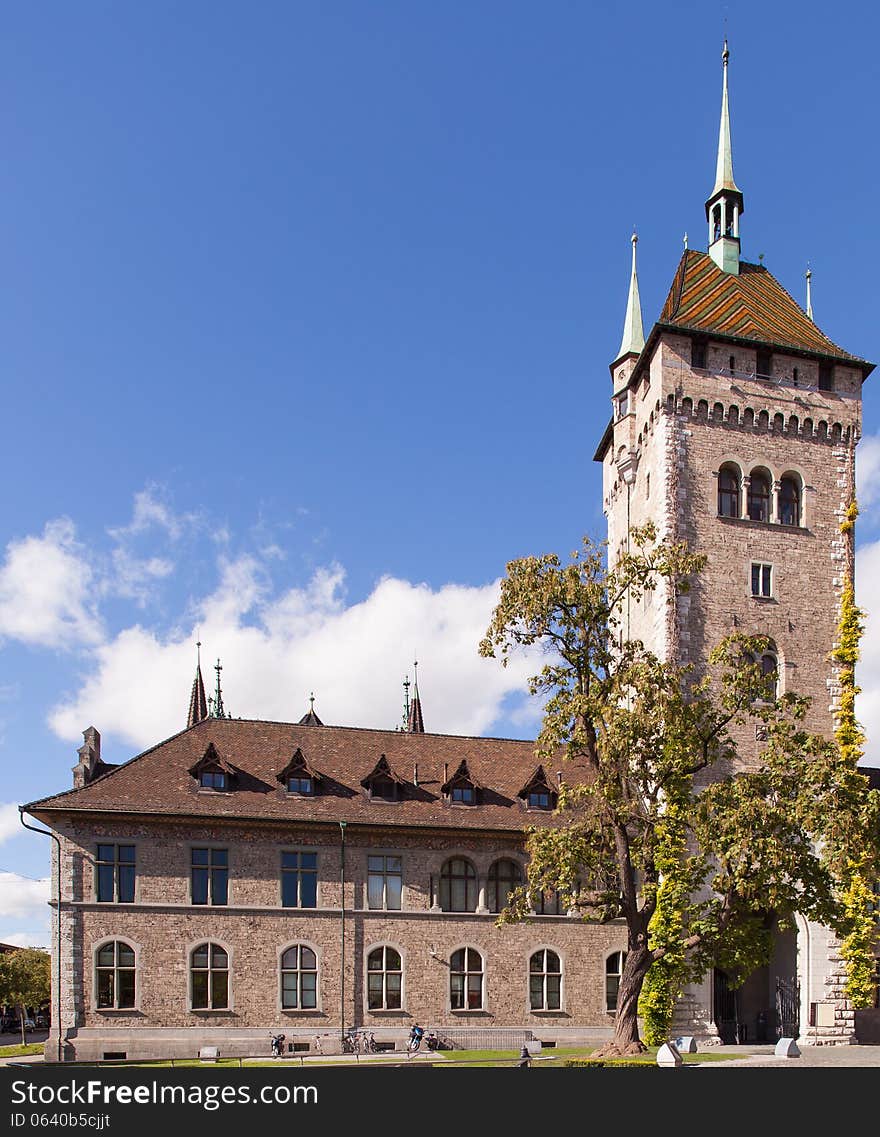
[95,845,136,903]
[756,348,772,377]
[691,339,707,369]
[191,848,229,906]
[751,562,773,598]
[818,362,833,390]
[281,851,318,908]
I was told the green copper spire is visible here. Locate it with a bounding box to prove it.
[210,658,230,718]
[616,232,645,360]
[705,40,744,275]
[711,40,740,196]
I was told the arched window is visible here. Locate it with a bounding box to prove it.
[95,941,135,1009]
[529,949,562,1011]
[748,470,771,522]
[718,465,740,517]
[760,652,779,700]
[367,946,402,1010]
[605,951,627,1013]
[450,948,484,1010]
[439,858,477,913]
[191,942,229,1010]
[533,888,564,915]
[281,944,318,1010]
[487,859,522,914]
[779,476,801,526]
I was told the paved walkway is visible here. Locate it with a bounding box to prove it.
[694,1043,880,1068]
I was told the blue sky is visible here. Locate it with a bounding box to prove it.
[2,1,879,945]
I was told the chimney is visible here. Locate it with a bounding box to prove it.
[72,727,101,788]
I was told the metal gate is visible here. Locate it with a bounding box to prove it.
[775,977,800,1040]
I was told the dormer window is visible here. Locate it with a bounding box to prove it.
[189,743,236,792]
[199,770,227,791]
[442,759,480,806]
[277,746,323,798]
[517,764,559,812]
[360,754,405,803]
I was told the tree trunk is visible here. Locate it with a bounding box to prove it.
[19,1005,27,1048]
[594,945,652,1058]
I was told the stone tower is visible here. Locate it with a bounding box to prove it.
[594,42,875,1044]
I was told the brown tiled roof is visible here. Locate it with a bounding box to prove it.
[659,251,871,365]
[25,718,584,834]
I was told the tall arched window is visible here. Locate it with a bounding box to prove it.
[95,941,136,1009]
[529,949,562,1011]
[605,951,627,1013]
[779,476,801,526]
[717,466,740,517]
[367,946,402,1010]
[439,858,477,913]
[191,942,228,1010]
[748,470,771,522]
[487,859,522,914]
[450,948,484,1010]
[760,652,779,700]
[281,944,318,1010]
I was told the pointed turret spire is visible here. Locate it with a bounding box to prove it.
[407,660,425,734]
[616,232,645,361]
[705,40,744,275]
[298,692,324,726]
[187,640,209,728]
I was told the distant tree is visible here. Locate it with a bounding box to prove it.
[480,524,880,1055]
[0,949,51,1046]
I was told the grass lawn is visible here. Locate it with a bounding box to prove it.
[0,1043,45,1058]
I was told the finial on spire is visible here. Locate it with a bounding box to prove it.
[297,692,324,726]
[615,230,645,361]
[683,232,688,250]
[805,266,814,321]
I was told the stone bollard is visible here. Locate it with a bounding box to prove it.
[774,1037,800,1058]
[674,1036,698,1053]
[656,1042,683,1067]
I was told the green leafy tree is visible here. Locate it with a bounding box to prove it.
[480,525,880,1055]
[0,949,51,1046]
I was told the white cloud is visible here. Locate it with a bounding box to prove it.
[855,538,880,767]
[856,435,880,511]
[49,561,540,753]
[0,803,23,845]
[0,520,102,649]
[0,873,50,927]
[0,931,50,949]
[107,486,199,542]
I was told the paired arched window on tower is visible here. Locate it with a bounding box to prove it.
[716,464,802,528]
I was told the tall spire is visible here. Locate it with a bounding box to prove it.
[805,267,814,321]
[616,232,645,360]
[187,640,209,728]
[210,658,230,719]
[705,40,744,275]
[712,40,740,197]
[407,660,425,734]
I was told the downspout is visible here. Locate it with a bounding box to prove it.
[19,809,64,1063]
[339,821,347,1047]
